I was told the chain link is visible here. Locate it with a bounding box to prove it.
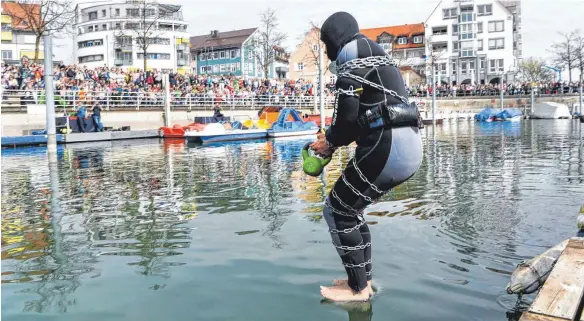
[325,199,361,217]
[366,270,373,276]
[343,258,372,269]
[329,220,366,234]
[331,190,361,214]
[337,56,397,74]
[341,171,376,203]
[334,241,371,251]
[339,72,410,104]
[352,158,385,195]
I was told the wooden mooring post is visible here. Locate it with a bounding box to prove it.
[519,237,584,321]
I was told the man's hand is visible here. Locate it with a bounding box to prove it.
[309,132,334,158]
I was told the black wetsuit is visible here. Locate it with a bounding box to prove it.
[320,12,424,293]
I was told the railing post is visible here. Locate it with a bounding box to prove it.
[106,91,110,111]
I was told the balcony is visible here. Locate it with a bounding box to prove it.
[114,59,133,66]
[114,43,133,51]
[176,44,187,51]
[177,58,186,66]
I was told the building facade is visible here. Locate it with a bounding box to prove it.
[190,28,289,78]
[1,1,44,65]
[73,0,190,73]
[424,0,522,85]
[360,23,427,85]
[288,27,333,83]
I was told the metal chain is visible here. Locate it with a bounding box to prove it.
[331,190,361,214]
[329,220,366,234]
[343,258,372,269]
[339,72,410,104]
[341,171,376,203]
[366,269,373,276]
[334,241,372,252]
[337,56,397,74]
[352,158,385,195]
[325,199,361,217]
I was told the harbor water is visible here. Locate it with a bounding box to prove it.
[2,120,583,321]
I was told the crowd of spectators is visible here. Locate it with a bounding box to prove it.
[2,62,582,108]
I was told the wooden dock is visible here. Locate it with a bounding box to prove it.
[520,237,584,321]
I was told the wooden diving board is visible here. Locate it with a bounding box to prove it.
[520,237,584,321]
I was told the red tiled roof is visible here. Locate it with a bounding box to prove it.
[1,2,41,31]
[360,23,425,50]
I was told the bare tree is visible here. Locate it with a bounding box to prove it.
[3,0,75,63]
[424,35,446,85]
[249,8,287,78]
[517,57,554,83]
[299,22,328,72]
[573,30,584,85]
[114,1,179,71]
[549,31,578,82]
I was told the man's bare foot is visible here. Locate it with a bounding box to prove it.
[332,279,374,294]
[320,284,370,302]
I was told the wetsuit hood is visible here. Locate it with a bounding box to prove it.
[320,12,360,61]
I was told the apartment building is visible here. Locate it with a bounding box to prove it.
[1,1,44,65]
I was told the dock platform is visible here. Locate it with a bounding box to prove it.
[1,129,161,147]
[519,237,584,321]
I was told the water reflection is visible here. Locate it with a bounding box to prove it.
[2,120,583,320]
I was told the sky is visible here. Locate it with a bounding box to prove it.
[56,0,584,78]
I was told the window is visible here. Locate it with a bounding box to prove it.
[478,39,483,51]
[397,37,407,45]
[443,7,457,19]
[136,37,170,45]
[115,8,120,16]
[136,53,171,60]
[489,59,504,73]
[480,57,486,71]
[312,44,318,51]
[145,9,155,16]
[78,39,103,48]
[432,26,448,35]
[200,53,206,61]
[101,10,106,17]
[248,63,253,73]
[477,22,483,33]
[477,4,492,16]
[212,65,219,73]
[94,25,99,31]
[469,60,475,72]
[114,23,121,30]
[236,49,240,57]
[230,63,237,72]
[102,24,107,30]
[126,9,139,17]
[248,51,253,59]
[220,51,225,59]
[236,62,241,71]
[88,11,97,21]
[452,62,456,75]
[460,13,474,23]
[488,38,504,49]
[432,42,447,52]
[296,62,304,71]
[460,24,474,40]
[213,52,219,60]
[413,35,423,44]
[461,61,467,74]
[115,36,132,46]
[88,26,94,32]
[219,64,226,72]
[1,50,12,59]
[461,41,474,57]
[488,21,504,32]
[230,49,236,59]
[78,54,104,63]
[452,24,459,35]
[452,41,459,52]
[126,22,138,29]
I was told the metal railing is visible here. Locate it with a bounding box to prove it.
[1,89,580,113]
[0,89,336,113]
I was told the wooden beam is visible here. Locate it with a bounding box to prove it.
[528,237,584,320]
[519,312,569,321]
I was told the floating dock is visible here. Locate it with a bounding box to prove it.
[519,237,584,321]
[1,129,160,147]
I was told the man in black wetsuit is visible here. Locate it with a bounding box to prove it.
[310,12,424,302]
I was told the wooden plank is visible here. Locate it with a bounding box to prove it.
[519,312,570,321]
[528,239,584,320]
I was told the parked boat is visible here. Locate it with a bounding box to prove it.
[301,113,332,128]
[267,108,319,138]
[531,102,571,119]
[159,114,230,138]
[185,123,267,144]
[474,108,498,122]
[495,108,523,122]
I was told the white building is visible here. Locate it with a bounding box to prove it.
[73,0,190,73]
[1,1,45,65]
[424,0,522,85]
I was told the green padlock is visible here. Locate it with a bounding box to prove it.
[302,142,332,177]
